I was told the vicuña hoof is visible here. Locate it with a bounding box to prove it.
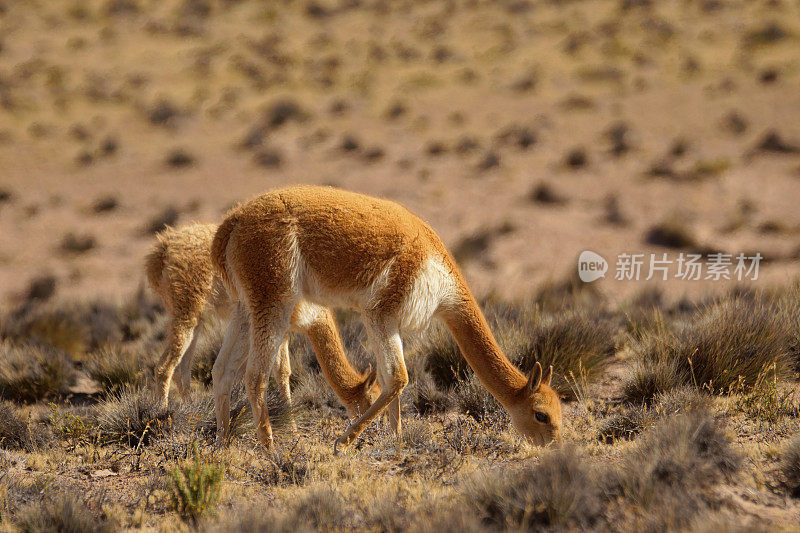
[333,436,348,456]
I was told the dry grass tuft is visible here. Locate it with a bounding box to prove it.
[0,342,76,403]
[611,411,741,525]
[13,492,114,533]
[464,445,601,529]
[418,324,470,389]
[85,346,152,395]
[512,310,619,398]
[623,296,792,403]
[0,402,49,451]
[781,434,800,497]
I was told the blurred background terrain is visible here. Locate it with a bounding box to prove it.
[2,0,800,308]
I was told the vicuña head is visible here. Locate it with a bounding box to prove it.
[211,185,564,451]
[505,362,562,445]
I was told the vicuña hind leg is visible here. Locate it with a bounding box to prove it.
[174,326,201,399]
[334,319,407,453]
[212,305,249,445]
[246,309,291,450]
[155,318,197,407]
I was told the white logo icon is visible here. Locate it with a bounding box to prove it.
[578,250,608,283]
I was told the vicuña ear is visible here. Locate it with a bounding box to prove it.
[542,365,553,387]
[363,364,378,389]
[528,362,543,392]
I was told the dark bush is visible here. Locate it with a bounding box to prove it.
[623,296,791,403]
[513,310,618,398]
[14,492,114,533]
[464,445,601,529]
[0,342,76,403]
[611,411,740,524]
[85,346,151,395]
[418,325,470,389]
[0,401,49,450]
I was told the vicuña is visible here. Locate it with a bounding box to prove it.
[145,223,380,442]
[211,186,562,451]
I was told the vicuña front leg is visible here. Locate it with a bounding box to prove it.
[155,318,197,407]
[274,338,297,433]
[335,323,407,453]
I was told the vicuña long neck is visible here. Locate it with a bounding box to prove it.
[304,314,365,410]
[440,287,527,407]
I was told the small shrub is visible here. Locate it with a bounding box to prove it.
[513,310,618,398]
[25,275,57,302]
[612,411,740,515]
[441,416,505,456]
[289,487,347,530]
[145,206,180,234]
[95,388,173,446]
[453,375,503,421]
[48,404,95,449]
[14,492,112,533]
[254,446,310,487]
[781,434,800,497]
[463,445,601,529]
[0,402,48,451]
[169,441,223,525]
[401,418,433,449]
[623,296,792,403]
[410,371,453,415]
[0,342,76,403]
[190,322,224,387]
[529,182,566,205]
[165,149,195,168]
[600,388,708,442]
[623,353,685,404]
[86,346,150,394]
[419,325,470,388]
[597,404,654,443]
[644,215,697,249]
[735,363,798,422]
[61,232,96,254]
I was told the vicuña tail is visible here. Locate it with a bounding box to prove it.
[144,240,167,295]
[210,212,240,299]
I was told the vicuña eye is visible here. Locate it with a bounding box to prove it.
[534,412,549,424]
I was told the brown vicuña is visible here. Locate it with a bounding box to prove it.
[145,223,380,441]
[211,186,562,452]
